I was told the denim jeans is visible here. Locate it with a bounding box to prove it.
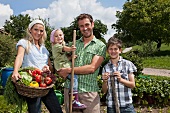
[26,88,63,113]
[67,74,78,91]
[107,104,136,113]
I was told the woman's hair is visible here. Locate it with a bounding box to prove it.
[107,36,122,49]
[77,13,93,23]
[24,19,47,53]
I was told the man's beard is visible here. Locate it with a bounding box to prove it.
[84,32,93,38]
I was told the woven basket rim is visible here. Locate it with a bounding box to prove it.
[14,82,54,98]
[15,82,54,89]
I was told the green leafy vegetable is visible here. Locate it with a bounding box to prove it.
[19,72,32,86]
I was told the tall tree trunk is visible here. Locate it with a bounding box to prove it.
[156,39,161,51]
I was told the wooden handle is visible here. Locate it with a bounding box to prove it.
[69,30,76,113]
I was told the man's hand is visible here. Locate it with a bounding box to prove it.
[56,68,71,79]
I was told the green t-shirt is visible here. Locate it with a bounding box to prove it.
[52,43,71,70]
[64,37,106,93]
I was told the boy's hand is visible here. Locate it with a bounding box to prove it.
[102,72,110,82]
[113,71,122,82]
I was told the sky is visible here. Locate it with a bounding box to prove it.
[0,0,127,42]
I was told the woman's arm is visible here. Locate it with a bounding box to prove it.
[12,46,25,82]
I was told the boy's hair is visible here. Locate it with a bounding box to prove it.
[77,13,93,23]
[107,36,122,49]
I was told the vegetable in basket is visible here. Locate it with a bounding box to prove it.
[18,72,32,86]
[30,81,39,87]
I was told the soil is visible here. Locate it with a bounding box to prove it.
[41,104,170,113]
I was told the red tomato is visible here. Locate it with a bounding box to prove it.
[39,82,47,87]
[44,77,52,85]
[35,74,41,83]
[35,69,42,75]
[31,70,37,77]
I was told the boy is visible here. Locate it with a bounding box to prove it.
[102,36,137,113]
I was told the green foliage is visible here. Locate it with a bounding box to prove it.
[61,18,108,44]
[143,56,170,70]
[0,34,16,67]
[122,51,144,76]
[133,75,170,105]
[139,41,157,57]
[53,75,65,94]
[3,14,31,41]
[4,74,26,113]
[133,43,170,69]
[113,0,170,47]
[0,95,27,113]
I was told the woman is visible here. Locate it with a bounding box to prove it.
[11,19,63,113]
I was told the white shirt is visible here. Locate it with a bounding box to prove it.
[16,39,49,70]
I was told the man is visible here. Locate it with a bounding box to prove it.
[57,13,106,113]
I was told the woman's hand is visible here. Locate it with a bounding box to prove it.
[11,72,21,82]
[102,72,110,82]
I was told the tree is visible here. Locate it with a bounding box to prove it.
[61,18,108,44]
[3,14,31,41]
[112,0,170,49]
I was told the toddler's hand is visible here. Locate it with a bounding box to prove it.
[71,45,76,51]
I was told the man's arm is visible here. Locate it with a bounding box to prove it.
[57,55,104,79]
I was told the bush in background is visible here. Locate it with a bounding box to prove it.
[133,75,170,106]
[0,34,16,67]
[122,51,144,76]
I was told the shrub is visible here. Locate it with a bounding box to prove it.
[0,95,27,113]
[133,75,170,105]
[122,51,144,76]
[0,34,16,67]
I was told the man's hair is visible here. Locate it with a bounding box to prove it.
[107,36,122,49]
[77,13,93,23]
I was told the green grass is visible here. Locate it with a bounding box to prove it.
[132,43,170,69]
[143,56,170,69]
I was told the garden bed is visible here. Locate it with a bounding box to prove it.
[41,103,170,113]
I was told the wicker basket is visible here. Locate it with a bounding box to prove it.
[15,82,54,98]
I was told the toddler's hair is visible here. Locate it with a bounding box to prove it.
[50,29,60,43]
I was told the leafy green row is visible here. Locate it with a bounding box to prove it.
[133,75,170,105]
